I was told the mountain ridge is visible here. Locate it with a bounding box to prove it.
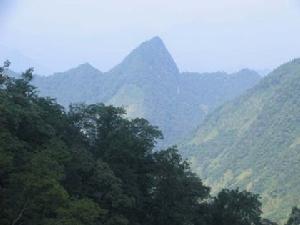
[182,58,300,223]
[31,36,260,146]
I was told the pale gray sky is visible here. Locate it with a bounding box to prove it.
[1,0,300,74]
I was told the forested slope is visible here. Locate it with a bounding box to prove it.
[183,59,300,223]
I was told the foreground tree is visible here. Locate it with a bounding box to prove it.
[147,147,210,225]
[208,189,262,225]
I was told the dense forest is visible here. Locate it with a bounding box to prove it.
[0,61,298,225]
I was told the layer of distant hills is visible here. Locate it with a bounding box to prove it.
[30,37,261,147]
[182,58,300,223]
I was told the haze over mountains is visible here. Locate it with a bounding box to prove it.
[183,59,300,223]
[31,37,261,146]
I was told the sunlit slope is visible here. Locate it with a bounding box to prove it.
[183,59,300,223]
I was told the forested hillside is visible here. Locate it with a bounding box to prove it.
[182,59,300,223]
[0,62,277,225]
[31,37,261,146]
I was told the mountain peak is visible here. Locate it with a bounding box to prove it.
[143,36,165,48]
[110,36,179,76]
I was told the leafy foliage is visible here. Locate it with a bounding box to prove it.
[208,189,262,225]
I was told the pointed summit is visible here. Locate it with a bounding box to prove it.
[142,36,165,49]
[110,36,179,76]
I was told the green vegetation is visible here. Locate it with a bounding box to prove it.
[182,59,300,223]
[0,62,268,225]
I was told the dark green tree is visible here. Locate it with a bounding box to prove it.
[148,147,210,225]
[68,103,162,225]
[0,64,107,225]
[209,189,262,225]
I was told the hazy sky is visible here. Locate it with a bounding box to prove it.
[1,0,300,74]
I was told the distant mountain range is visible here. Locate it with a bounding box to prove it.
[182,59,300,223]
[31,36,261,146]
